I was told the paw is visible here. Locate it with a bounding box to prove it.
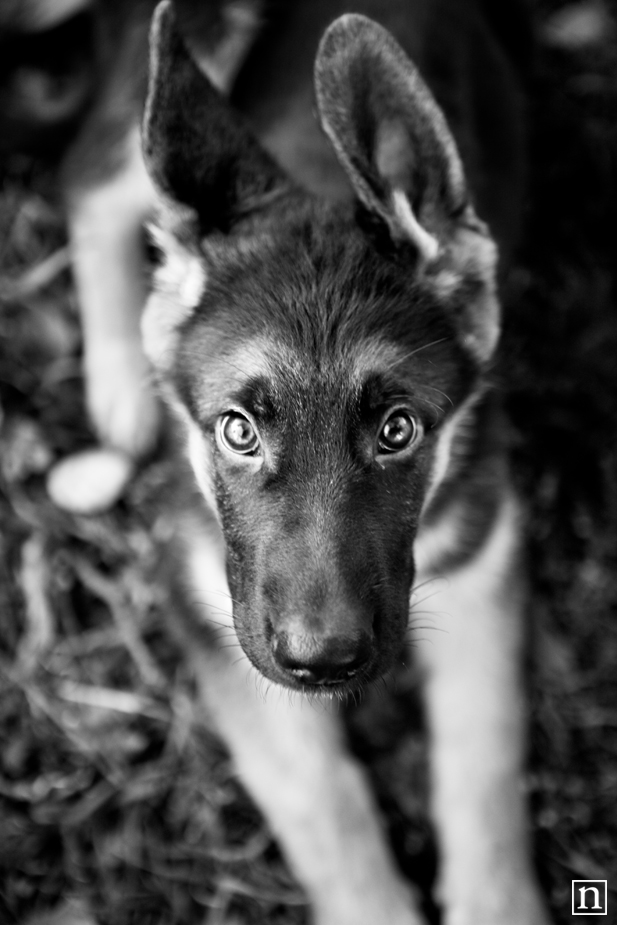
[84,339,160,458]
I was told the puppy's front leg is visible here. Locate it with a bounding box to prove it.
[415,494,550,925]
[65,126,159,458]
[188,643,425,925]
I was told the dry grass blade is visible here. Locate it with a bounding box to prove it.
[16,534,56,675]
[56,680,170,722]
[70,555,165,689]
[0,246,71,299]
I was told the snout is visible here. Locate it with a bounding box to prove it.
[271,629,373,686]
[225,492,416,693]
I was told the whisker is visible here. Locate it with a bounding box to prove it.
[410,575,448,595]
[408,634,444,648]
[209,632,240,644]
[390,337,449,366]
[409,590,447,611]
[191,609,234,622]
[203,588,243,608]
[189,607,235,627]
[406,623,448,636]
[421,398,446,415]
[420,384,454,407]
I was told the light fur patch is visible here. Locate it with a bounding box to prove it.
[141,230,206,371]
[414,388,487,576]
[161,398,221,522]
[349,334,451,392]
[374,119,439,264]
[414,490,523,620]
[411,494,544,919]
[184,508,234,630]
[428,268,462,300]
[414,501,465,581]
[186,418,220,518]
[350,336,408,382]
[430,219,500,364]
[391,189,440,264]
[185,334,302,424]
[420,390,482,514]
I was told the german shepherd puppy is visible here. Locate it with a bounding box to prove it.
[138,2,551,924]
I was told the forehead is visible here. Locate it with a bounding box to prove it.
[174,329,472,432]
[172,210,475,420]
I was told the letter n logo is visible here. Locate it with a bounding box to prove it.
[572,880,608,915]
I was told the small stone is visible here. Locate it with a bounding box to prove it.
[47,448,134,515]
[543,1,614,50]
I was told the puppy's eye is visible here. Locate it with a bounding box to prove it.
[219,412,260,455]
[377,411,419,454]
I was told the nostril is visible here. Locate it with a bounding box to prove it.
[272,632,372,685]
[332,651,366,679]
[287,665,323,685]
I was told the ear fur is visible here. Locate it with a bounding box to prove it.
[315,15,474,262]
[143,0,292,234]
[315,14,501,362]
[141,225,207,373]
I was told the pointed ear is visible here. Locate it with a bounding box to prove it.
[315,14,501,363]
[143,0,291,234]
[315,14,482,263]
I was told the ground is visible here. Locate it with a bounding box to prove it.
[0,2,616,923]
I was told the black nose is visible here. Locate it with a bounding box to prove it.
[272,631,372,685]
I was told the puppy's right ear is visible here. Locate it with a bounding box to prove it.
[143,0,291,234]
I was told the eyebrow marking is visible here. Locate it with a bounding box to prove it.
[349,335,450,383]
[187,334,301,421]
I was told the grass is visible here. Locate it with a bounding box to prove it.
[0,2,616,922]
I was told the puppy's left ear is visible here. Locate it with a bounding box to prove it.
[315,14,473,261]
[315,14,500,362]
[143,0,291,235]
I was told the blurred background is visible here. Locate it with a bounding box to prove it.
[0,1,616,923]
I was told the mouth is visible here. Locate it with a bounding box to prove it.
[264,663,378,701]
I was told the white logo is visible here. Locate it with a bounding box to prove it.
[572,880,608,916]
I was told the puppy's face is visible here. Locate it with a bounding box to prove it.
[142,6,499,692]
[150,204,480,692]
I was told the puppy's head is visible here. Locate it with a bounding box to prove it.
[142,3,500,694]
